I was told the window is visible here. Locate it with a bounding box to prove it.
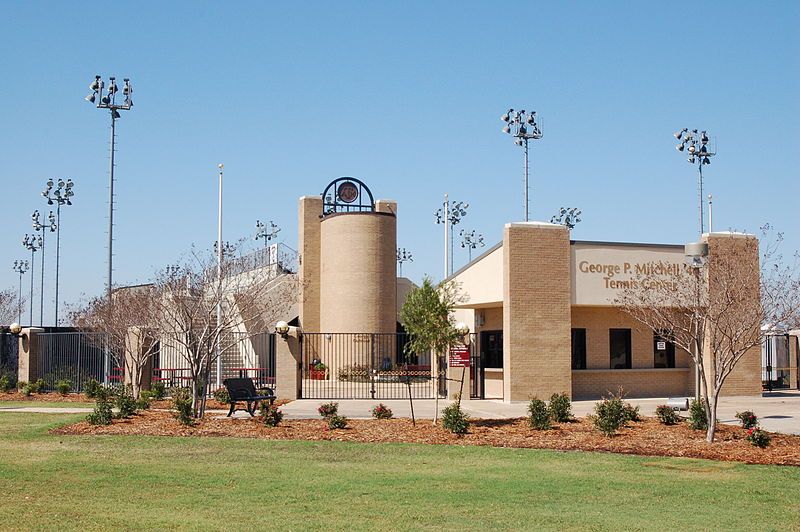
[609,329,631,369]
[571,329,586,369]
[481,331,503,369]
[653,332,675,368]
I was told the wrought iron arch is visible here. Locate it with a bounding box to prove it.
[321,177,375,216]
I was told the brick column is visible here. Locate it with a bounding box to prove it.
[17,327,44,384]
[298,196,323,333]
[503,223,571,402]
[275,335,302,400]
[704,233,762,397]
[124,327,154,392]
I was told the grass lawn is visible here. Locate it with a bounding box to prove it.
[0,413,799,531]
[0,401,93,409]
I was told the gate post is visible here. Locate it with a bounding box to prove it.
[17,327,44,384]
[275,335,302,400]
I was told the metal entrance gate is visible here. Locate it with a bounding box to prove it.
[762,333,794,391]
[300,333,446,399]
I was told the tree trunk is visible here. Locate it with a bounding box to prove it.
[706,392,719,443]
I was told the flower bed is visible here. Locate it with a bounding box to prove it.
[51,411,800,466]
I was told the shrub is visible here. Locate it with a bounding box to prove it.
[56,380,72,396]
[213,387,230,404]
[688,399,708,431]
[140,390,155,402]
[746,427,771,448]
[548,392,572,422]
[115,390,137,419]
[735,410,758,429]
[150,381,167,400]
[21,384,33,397]
[655,405,680,425]
[135,396,151,410]
[593,393,626,436]
[318,402,339,418]
[327,415,348,430]
[371,403,393,419]
[16,380,28,391]
[83,379,102,399]
[33,378,47,393]
[87,393,113,426]
[441,403,469,435]
[0,374,13,393]
[173,393,194,426]
[261,404,284,427]
[622,403,641,423]
[527,398,551,430]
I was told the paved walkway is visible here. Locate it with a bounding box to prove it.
[3,391,798,434]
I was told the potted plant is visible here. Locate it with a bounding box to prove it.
[309,362,328,380]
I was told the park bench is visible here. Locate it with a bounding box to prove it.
[222,378,276,417]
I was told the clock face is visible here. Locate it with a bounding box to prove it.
[337,181,359,204]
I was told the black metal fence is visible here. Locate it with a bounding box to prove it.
[0,332,18,377]
[300,333,446,399]
[37,332,120,392]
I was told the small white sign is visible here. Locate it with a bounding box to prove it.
[656,341,667,351]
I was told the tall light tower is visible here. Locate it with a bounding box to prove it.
[459,229,485,262]
[215,163,224,389]
[435,195,469,277]
[396,247,413,276]
[12,260,29,324]
[501,108,543,222]
[255,220,281,248]
[42,178,74,325]
[32,210,56,326]
[674,128,715,237]
[21,234,41,326]
[85,75,133,300]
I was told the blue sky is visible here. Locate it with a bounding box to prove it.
[1,1,798,325]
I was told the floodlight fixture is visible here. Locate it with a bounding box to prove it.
[674,128,716,237]
[501,107,543,221]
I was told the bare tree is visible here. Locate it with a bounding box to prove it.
[616,229,800,442]
[0,288,22,326]
[71,284,161,399]
[152,245,299,418]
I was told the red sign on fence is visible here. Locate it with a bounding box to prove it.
[449,345,470,368]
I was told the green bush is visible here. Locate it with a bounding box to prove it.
[688,399,708,431]
[55,380,72,396]
[527,398,551,430]
[655,405,680,425]
[83,379,102,399]
[21,384,33,397]
[441,403,469,435]
[735,410,758,429]
[33,378,47,393]
[746,427,771,448]
[261,404,283,427]
[327,415,348,430]
[150,381,167,400]
[115,391,137,419]
[16,380,27,390]
[135,397,151,410]
[622,403,641,423]
[318,402,339,418]
[371,403,393,419]
[593,393,626,436]
[87,394,113,426]
[0,374,13,393]
[213,387,230,404]
[548,392,572,422]
[140,390,155,402]
[173,394,194,426]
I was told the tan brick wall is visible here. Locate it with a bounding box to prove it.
[319,212,397,335]
[275,335,301,400]
[705,234,762,397]
[17,328,44,384]
[503,223,571,401]
[298,196,322,332]
[572,369,690,400]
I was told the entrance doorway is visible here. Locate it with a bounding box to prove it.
[477,330,503,399]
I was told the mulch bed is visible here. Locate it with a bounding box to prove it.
[52,411,800,466]
[0,391,93,403]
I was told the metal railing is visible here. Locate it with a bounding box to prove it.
[226,243,298,278]
[300,333,446,399]
[37,332,119,392]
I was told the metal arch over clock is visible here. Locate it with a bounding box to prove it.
[321,177,375,215]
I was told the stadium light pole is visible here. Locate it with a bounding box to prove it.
[21,234,42,326]
[12,260,29,324]
[459,229,485,262]
[42,178,74,325]
[674,128,715,237]
[435,196,469,277]
[501,108,543,222]
[255,220,281,249]
[85,75,133,300]
[215,163,224,389]
[396,247,413,277]
[32,210,56,326]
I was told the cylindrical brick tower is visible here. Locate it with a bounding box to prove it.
[319,210,397,333]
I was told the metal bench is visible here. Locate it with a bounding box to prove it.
[222,378,276,417]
